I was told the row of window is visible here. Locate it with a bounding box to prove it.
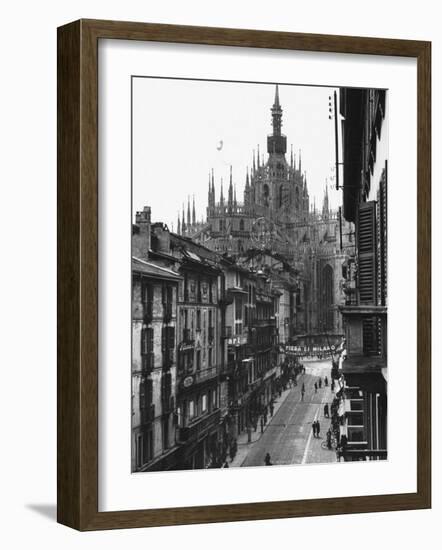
[179,346,214,372]
[140,326,175,371]
[182,275,216,303]
[178,389,218,425]
[134,414,172,469]
[141,282,174,321]
[182,308,215,336]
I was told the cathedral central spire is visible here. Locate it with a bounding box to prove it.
[271,84,282,137]
[267,84,287,155]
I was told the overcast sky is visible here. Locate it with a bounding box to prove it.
[132,78,341,229]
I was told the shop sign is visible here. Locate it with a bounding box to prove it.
[182,375,194,388]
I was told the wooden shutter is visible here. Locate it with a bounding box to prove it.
[147,378,153,406]
[141,327,147,355]
[161,327,166,353]
[139,378,146,409]
[168,326,175,349]
[148,328,154,353]
[357,201,376,305]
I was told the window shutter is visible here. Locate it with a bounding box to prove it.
[141,327,147,355]
[161,327,166,353]
[148,328,154,353]
[357,201,376,305]
[140,378,146,409]
[168,326,175,349]
[147,378,153,406]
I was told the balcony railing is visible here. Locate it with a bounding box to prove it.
[194,365,218,385]
[178,409,221,443]
[178,365,218,390]
[253,318,276,327]
[337,449,387,461]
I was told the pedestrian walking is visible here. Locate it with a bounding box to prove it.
[302,382,305,393]
[264,452,272,466]
[301,388,305,401]
[316,420,321,437]
[314,382,318,393]
[324,403,329,418]
[325,376,328,387]
[318,377,322,389]
[312,421,317,438]
[326,429,332,449]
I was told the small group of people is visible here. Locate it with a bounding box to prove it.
[311,419,321,438]
[314,375,329,393]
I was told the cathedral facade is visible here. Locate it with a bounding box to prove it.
[179,85,354,346]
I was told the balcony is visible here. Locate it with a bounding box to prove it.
[253,317,277,327]
[194,365,218,385]
[178,365,218,390]
[178,409,221,443]
[339,305,387,357]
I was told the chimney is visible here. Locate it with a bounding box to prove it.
[132,206,151,259]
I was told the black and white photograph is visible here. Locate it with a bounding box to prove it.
[131,77,388,473]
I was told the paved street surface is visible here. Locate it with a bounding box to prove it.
[239,359,337,468]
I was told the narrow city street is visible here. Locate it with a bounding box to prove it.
[240,359,337,467]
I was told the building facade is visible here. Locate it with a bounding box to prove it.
[334,87,388,461]
[132,211,182,471]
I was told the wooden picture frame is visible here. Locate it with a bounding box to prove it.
[57,19,431,531]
